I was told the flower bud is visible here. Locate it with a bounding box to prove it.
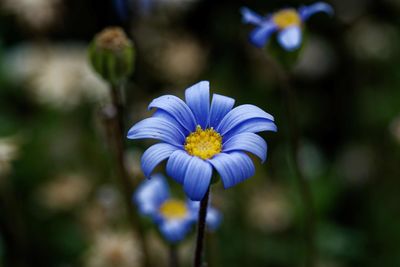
[88,27,135,85]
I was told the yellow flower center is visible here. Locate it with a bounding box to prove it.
[184,126,222,160]
[272,9,301,29]
[159,199,188,220]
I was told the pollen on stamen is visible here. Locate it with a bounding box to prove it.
[184,125,222,160]
[272,9,301,29]
[159,199,188,220]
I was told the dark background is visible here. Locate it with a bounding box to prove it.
[1,0,400,266]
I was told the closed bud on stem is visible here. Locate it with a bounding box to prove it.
[88,27,135,86]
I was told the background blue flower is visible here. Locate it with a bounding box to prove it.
[241,2,333,51]
[134,174,222,243]
[128,81,277,201]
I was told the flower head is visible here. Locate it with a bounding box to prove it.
[241,2,333,51]
[89,27,135,86]
[134,174,221,243]
[127,81,276,201]
[85,231,142,267]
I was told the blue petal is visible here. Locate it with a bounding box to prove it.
[206,207,222,231]
[249,23,277,48]
[166,150,192,184]
[113,0,130,21]
[186,200,201,222]
[208,94,235,128]
[183,157,213,201]
[240,7,264,25]
[208,152,255,189]
[159,219,192,243]
[223,118,277,141]
[216,104,275,136]
[185,81,210,129]
[187,200,222,231]
[152,110,189,136]
[141,143,178,178]
[149,95,197,132]
[127,117,185,147]
[223,132,268,163]
[299,2,334,21]
[277,26,302,51]
[138,0,152,16]
[134,174,170,216]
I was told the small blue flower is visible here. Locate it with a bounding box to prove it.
[241,2,333,51]
[113,0,131,21]
[127,81,277,201]
[134,174,222,243]
[113,0,154,19]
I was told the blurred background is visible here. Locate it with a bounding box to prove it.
[1,0,400,266]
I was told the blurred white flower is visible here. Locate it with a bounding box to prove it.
[346,19,399,62]
[1,0,62,31]
[39,173,91,211]
[0,136,19,180]
[294,37,336,80]
[247,186,292,233]
[5,43,109,110]
[159,36,207,83]
[390,116,400,143]
[136,30,207,84]
[85,231,142,267]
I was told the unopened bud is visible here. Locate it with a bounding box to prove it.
[88,27,135,85]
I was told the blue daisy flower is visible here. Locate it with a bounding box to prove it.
[134,174,222,243]
[241,2,333,51]
[127,81,277,201]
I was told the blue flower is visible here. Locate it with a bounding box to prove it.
[113,0,154,19]
[134,174,222,243]
[127,81,277,201]
[113,0,131,21]
[241,2,333,51]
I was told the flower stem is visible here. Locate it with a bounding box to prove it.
[268,57,317,267]
[102,83,151,267]
[0,176,30,267]
[193,188,210,267]
[169,245,180,267]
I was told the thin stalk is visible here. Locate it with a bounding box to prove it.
[0,177,30,267]
[193,188,210,267]
[169,245,180,267]
[268,57,317,267]
[103,83,150,267]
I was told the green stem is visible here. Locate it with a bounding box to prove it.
[0,176,30,267]
[268,57,317,267]
[103,83,151,267]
